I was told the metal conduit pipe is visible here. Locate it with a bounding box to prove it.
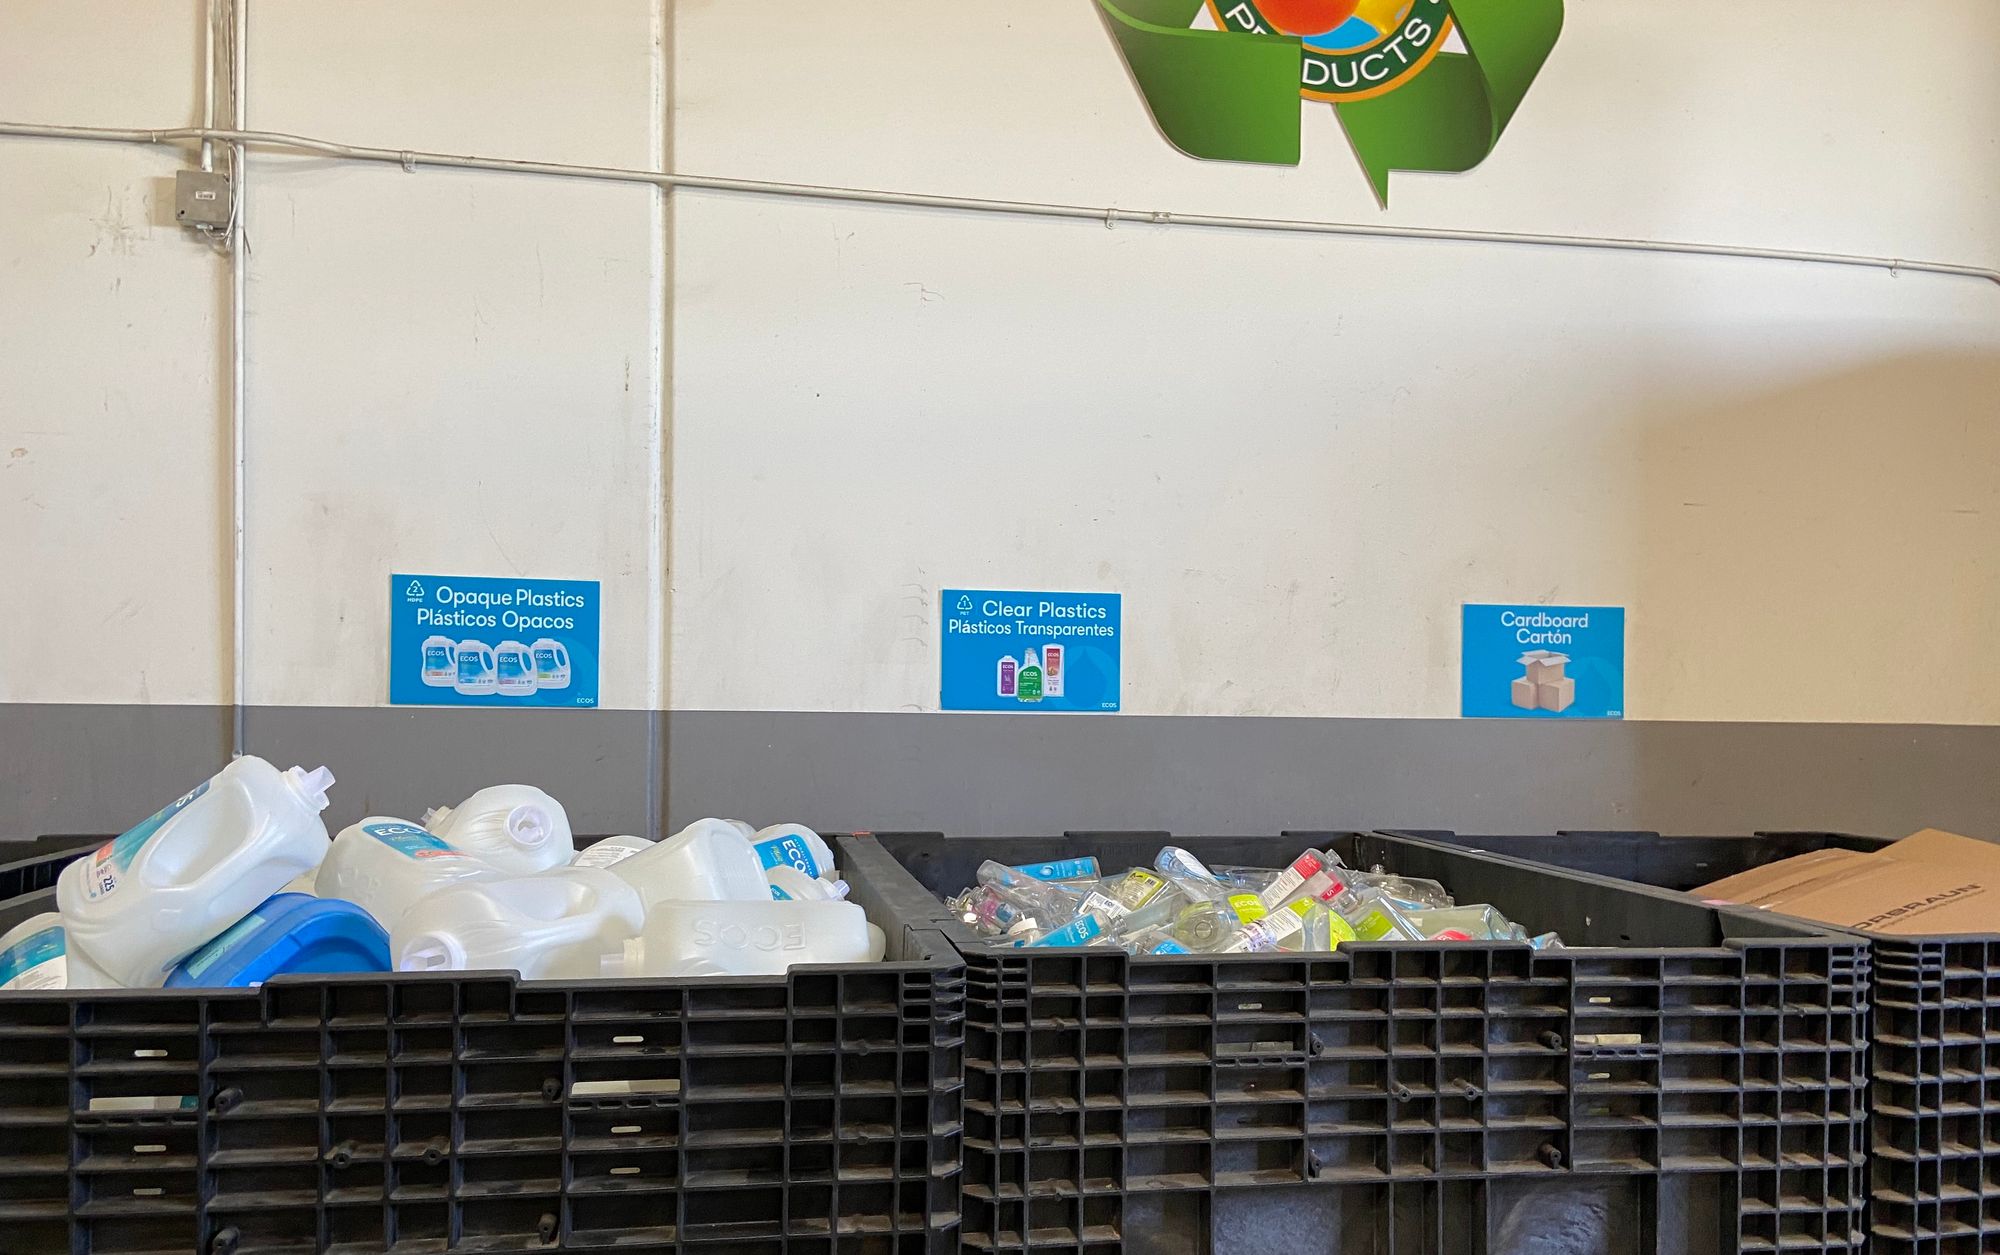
[2,120,1996,287]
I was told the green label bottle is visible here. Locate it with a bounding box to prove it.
[1017,649,1043,702]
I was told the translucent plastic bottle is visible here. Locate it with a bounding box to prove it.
[316,818,499,932]
[608,818,769,908]
[424,784,575,873]
[571,834,653,869]
[394,867,643,980]
[603,899,877,977]
[750,824,838,880]
[766,865,850,901]
[493,641,538,696]
[57,757,335,987]
[0,913,67,991]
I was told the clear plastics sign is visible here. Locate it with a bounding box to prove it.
[389,573,600,708]
[941,589,1121,712]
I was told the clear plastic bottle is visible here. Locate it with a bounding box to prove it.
[608,818,769,908]
[316,818,500,933]
[394,867,644,980]
[603,899,875,977]
[424,784,575,873]
[56,757,335,987]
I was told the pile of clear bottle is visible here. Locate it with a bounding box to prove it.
[945,846,1563,955]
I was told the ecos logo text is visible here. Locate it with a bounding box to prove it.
[1097,0,1562,203]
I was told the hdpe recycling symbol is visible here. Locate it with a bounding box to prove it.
[1097,0,1563,203]
[405,579,425,600]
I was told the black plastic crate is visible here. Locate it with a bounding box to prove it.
[843,830,1871,1255]
[1387,828,2000,1255]
[0,839,965,1255]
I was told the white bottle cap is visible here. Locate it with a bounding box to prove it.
[826,879,851,900]
[725,820,757,840]
[400,932,464,972]
[285,765,336,812]
[421,805,450,829]
[505,803,553,849]
[599,938,644,977]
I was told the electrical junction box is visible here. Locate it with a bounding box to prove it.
[174,169,231,228]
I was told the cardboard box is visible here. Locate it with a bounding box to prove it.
[1510,677,1540,710]
[1694,829,2000,936]
[1536,677,1575,712]
[1518,650,1570,684]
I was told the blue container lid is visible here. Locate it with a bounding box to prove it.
[166,893,391,988]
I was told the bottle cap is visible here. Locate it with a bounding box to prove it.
[285,766,335,812]
[422,805,451,830]
[597,938,644,977]
[826,879,851,900]
[506,804,552,849]
[400,933,464,972]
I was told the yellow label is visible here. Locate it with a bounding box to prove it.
[1228,893,1266,923]
[1354,910,1397,941]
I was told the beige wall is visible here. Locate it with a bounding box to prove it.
[2,0,1996,723]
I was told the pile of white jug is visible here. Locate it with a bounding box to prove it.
[0,755,882,991]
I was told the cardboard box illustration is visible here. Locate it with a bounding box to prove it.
[1519,650,1569,685]
[1511,651,1576,713]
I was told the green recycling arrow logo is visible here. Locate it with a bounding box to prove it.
[1098,0,1563,204]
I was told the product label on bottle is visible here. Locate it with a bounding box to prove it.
[176,907,271,982]
[497,650,530,681]
[1042,644,1064,696]
[363,821,465,860]
[1353,910,1400,942]
[1431,929,1474,941]
[1146,937,1191,955]
[754,835,823,878]
[573,840,643,869]
[0,926,66,991]
[768,884,793,900]
[1295,899,1359,945]
[1012,857,1098,881]
[1112,870,1166,909]
[1256,852,1325,911]
[86,780,213,901]
[1080,890,1130,922]
[1023,915,1104,947]
[1228,893,1268,923]
[423,646,451,672]
[457,650,487,683]
[533,648,560,676]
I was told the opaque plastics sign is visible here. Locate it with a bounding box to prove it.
[1462,603,1624,719]
[390,573,600,708]
[941,589,1121,712]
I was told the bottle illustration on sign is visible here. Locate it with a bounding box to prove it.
[420,636,457,688]
[1042,643,1064,697]
[454,640,498,695]
[1511,650,1575,713]
[1017,650,1043,702]
[996,654,1017,698]
[531,637,571,690]
[494,641,537,696]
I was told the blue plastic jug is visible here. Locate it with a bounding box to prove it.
[165,893,391,988]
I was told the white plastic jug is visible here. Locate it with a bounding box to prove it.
[607,817,769,908]
[494,640,537,697]
[454,640,498,695]
[571,834,653,869]
[530,637,571,690]
[602,899,875,978]
[424,784,575,873]
[0,913,67,991]
[751,824,837,880]
[317,818,500,932]
[421,636,458,688]
[767,865,850,901]
[56,757,335,987]
[394,867,643,980]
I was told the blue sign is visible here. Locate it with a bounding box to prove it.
[390,573,600,708]
[1462,604,1624,719]
[941,588,1120,712]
